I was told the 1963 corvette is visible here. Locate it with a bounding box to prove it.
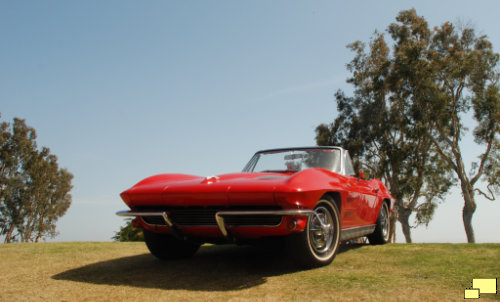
[117,146,394,267]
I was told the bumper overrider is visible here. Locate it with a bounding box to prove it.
[116,209,315,239]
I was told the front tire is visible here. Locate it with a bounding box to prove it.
[368,202,390,245]
[144,230,200,260]
[288,197,341,267]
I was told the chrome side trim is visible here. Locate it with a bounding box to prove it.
[340,224,376,241]
[215,210,315,237]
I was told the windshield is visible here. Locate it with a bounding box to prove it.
[243,148,341,173]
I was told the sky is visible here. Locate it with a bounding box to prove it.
[1,0,499,243]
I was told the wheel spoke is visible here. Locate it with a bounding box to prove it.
[309,205,335,255]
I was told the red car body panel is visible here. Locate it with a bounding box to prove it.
[120,157,394,241]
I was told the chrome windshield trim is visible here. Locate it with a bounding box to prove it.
[255,146,343,154]
[215,210,315,237]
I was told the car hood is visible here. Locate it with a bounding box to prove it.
[120,172,301,208]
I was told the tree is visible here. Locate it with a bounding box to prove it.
[422,20,500,243]
[112,219,144,242]
[316,10,455,243]
[0,114,73,243]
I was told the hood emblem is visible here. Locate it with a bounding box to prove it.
[203,175,220,184]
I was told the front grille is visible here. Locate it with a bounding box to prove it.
[224,214,282,226]
[135,206,283,227]
[142,216,167,225]
[170,207,219,226]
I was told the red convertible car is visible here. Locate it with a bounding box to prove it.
[117,146,394,267]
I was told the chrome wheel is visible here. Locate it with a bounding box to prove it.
[380,203,390,241]
[287,197,341,267]
[309,206,334,254]
[306,200,340,261]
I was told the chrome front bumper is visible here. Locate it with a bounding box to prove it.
[116,209,314,238]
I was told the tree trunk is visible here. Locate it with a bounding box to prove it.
[462,191,477,243]
[398,207,412,243]
[23,209,36,242]
[389,214,397,243]
[4,224,15,243]
[457,168,477,243]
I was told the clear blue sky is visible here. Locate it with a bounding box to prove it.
[1,0,499,243]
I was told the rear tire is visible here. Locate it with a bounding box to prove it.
[144,230,200,260]
[368,202,390,245]
[288,197,341,268]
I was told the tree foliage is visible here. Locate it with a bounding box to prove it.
[318,9,499,243]
[112,219,144,242]
[0,114,73,243]
[316,10,458,243]
[422,19,500,243]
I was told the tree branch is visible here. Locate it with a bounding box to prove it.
[432,117,456,149]
[470,138,494,186]
[429,133,458,171]
[474,185,496,201]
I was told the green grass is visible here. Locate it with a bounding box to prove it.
[0,242,498,301]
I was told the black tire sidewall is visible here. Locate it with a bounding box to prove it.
[289,197,341,267]
[144,230,200,260]
[368,202,390,245]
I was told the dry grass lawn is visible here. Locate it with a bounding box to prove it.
[0,242,499,301]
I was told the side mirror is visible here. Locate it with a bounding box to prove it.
[358,171,365,180]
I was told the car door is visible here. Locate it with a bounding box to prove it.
[341,175,364,228]
[352,177,379,225]
[341,151,364,227]
[342,151,379,227]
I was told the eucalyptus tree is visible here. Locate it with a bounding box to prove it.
[0,115,37,242]
[316,10,455,243]
[422,21,500,243]
[21,147,73,242]
[0,114,73,243]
